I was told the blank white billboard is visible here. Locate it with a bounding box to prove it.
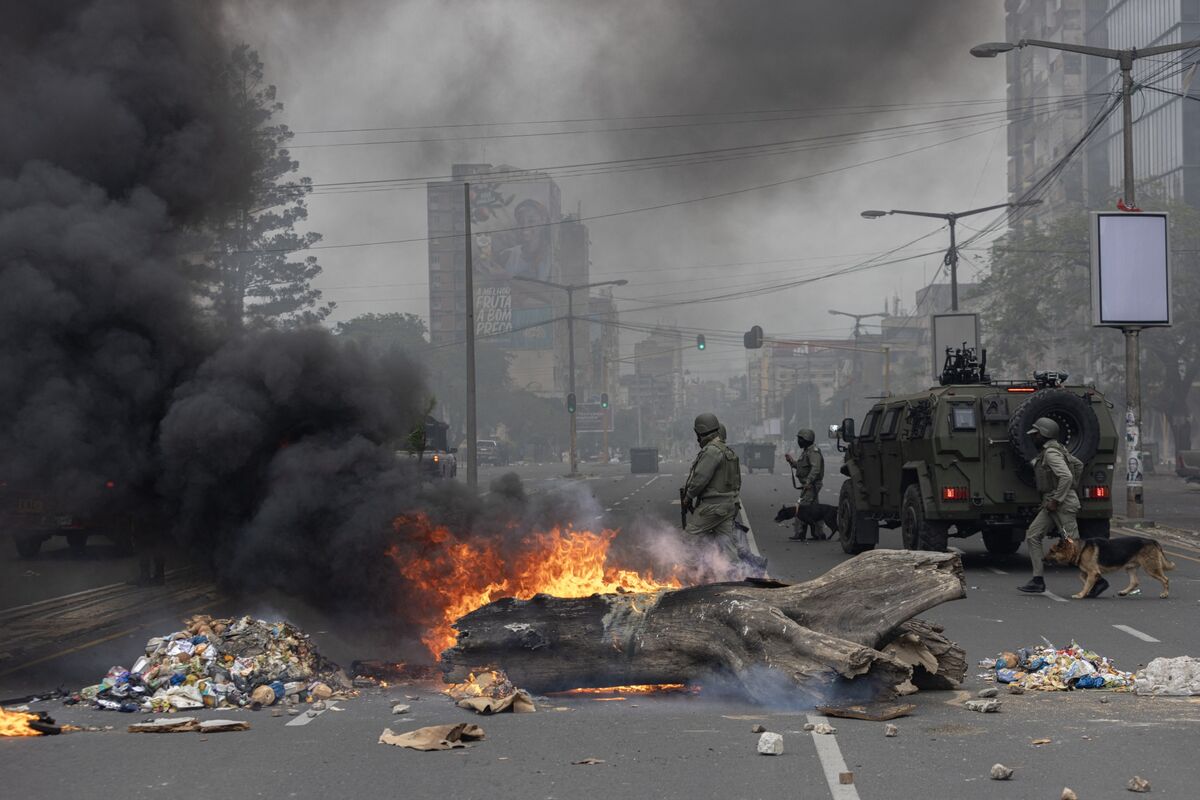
[1091,212,1171,327]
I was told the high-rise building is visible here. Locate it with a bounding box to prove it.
[1005,0,1200,214]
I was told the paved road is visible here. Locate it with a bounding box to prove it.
[3,460,1199,799]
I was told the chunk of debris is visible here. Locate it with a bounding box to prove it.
[802,722,815,731]
[812,723,836,735]
[198,719,250,733]
[757,732,784,755]
[287,708,300,716]
[839,772,854,785]
[884,724,898,737]
[572,758,605,765]
[1127,776,1151,793]
[818,702,915,722]
[1135,656,1200,696]
[378,723,485,751]
[1032,738,1052,746]
[1008,685,1025,695]
[128,717,199,733]
[392,703,411,715]
[750,724,766,733]
[1062,789,1078,800]
[964,699,1001,713]
[977,687,999,698]
[990,764,1014,781]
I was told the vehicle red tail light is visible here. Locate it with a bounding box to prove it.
[1006,387,1035,393]
[105,480,115,489]
[1084,486,1109,499]
[942,486,969,501]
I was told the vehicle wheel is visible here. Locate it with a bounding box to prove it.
[67,532,88,554]
[1008,389,1102,486]
[901,484,949,551]
[837,480,876,555]
[1078,518,1110,539]
[14,533,42,558]
[982,527,1021,555]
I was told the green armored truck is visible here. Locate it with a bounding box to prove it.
[832,347,1116,555]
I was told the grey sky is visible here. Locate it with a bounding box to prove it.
[227,0,1012,380]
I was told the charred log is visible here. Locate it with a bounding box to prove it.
[441,550,965,704]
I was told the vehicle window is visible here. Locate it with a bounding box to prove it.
[880,407,902,438]
[860,409,882,439]
[950,404,977,431]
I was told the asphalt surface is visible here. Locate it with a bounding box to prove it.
[3,459,1200,799]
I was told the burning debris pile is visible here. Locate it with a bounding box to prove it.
[0,708,63,737]
[72,615,351,712]
[982,642,1136,691]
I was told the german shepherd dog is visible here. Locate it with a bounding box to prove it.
[773,503,839,539]
[1045,536,1176,599]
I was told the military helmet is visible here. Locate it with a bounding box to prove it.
[693,413,721,437]
[796,428,816,446]
[718,423,728,441]
[1026,417,1060,439]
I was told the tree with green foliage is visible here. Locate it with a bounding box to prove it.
[200,45,331,331]
[978,200,1200,450]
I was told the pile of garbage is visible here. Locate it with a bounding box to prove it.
[980,642,1135,692]
[70,615,353,712]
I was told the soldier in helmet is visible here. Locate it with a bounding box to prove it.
[785,428,825,541]
[1018,417,1086,595]
[682,413,742,566]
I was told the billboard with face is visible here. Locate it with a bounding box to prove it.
[469,177,560,349]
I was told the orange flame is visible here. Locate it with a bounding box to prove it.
[0,708,43,737]
[443,670,513,700]
[550,684,696,695]
[389,514,681,658]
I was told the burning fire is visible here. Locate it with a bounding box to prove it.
[0,708,43,737]
[443,670,513,700]
[550,684,695,695]
[389,514,682,658]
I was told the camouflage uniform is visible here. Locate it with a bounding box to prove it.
[1025,438,1081,578]
[789,436,824,540]
[684,429,742,564]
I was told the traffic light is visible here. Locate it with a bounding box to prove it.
[696,334,706,350]
[567,392,577,414]
[600,392,609,409]
[743,325,764,349]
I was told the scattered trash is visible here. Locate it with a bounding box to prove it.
[812,723,836,735]
[456,690,536,715]
[1008,685,1025,695]
[127,717,249,734]
[287,708,300,716]
[198,719,251,733]
[977,687,999,698]
[884,723,898,737]
[1135,656,1200,696]
[1127,776,1151,793]
[379,723,485,751]
[1062,788,1078,800]
[964,699,1001,713]
[572,758,606,765]
[757,732,784,755]
[1032,738,1052,746]
[990,764,1014,781]
[75,615,352,713]
[839,772,854,785]
[802,723,815,731]
[392,703,411,715]
[894,680,919,696]
[750,724,766,733]
[983,642,1135,692]
[817,702,915,722]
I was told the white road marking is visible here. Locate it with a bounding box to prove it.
[644,475,662,488]
[1044,590,1069,603]
[1113,624,1160,643]
[670,499,682,505]
[739,506,761,557]
[286,701,339,726]
[987,567,1008,575]
[605,507,613,512]
[592,514,604,522]
[806,714,861,800]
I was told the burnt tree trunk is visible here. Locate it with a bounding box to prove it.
[441,550,966,704]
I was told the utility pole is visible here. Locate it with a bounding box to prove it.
[972,38,1200,518]
[463,182,478,490]
[512,275,628,477]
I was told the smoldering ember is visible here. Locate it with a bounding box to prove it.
[3,2,1200,799]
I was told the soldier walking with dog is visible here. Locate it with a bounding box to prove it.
[785,428,824,541]
[1018,417,1085,595]
[682,413,742,566]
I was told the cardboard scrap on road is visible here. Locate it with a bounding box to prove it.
[379,723,485,751]
[456,689,536,715]
[198,719,251,733]
[129,717,200,733]
[816,702,916,722]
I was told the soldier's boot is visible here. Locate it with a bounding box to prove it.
[1017,576,1046,594]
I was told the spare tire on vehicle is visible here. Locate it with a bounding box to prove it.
[1007,388,1102,486]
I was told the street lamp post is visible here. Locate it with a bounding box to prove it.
[513,276,628,477]
[971,36,1200,520]
[828,308,886,395]
[861,200,1042,311]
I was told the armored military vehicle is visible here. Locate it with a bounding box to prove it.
[832,346,1116,555]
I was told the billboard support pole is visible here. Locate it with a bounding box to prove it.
[1119,52,1144,520]
[567,288,578,477]
[463,182,478,491]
